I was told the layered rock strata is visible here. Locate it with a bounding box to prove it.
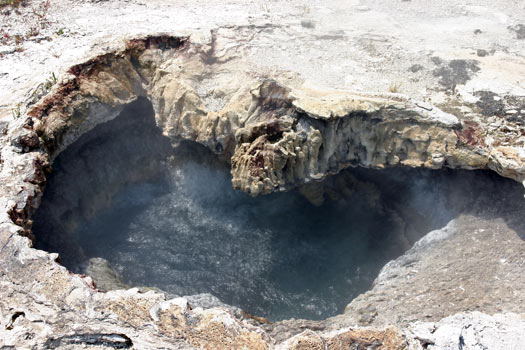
[16,36,525,200]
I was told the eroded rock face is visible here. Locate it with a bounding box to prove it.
[32,97,172,267]
[230,82,464,195]
[343,213,525,327]
[19,37,525,200]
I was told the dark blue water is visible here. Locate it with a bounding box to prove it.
[73,160,405,321]
[33,99,525,321]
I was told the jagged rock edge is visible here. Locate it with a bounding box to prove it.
[1,34,524,349]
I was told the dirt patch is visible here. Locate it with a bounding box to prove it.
[432,58,480,90]
[508,24,525,39]
[475,91,525,124]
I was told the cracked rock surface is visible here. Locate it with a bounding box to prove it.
[1,0,525,349]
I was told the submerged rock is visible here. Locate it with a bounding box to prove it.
[79,257,129,292]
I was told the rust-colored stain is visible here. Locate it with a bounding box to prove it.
[28,35,188,120]
[454,121,486,147]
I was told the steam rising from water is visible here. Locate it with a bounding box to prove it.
[33,98,524,321]
[73,158,405,320]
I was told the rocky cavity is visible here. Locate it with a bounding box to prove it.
[1,1,525,348]
[31,95,525,325]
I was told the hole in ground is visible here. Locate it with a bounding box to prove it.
[32,97,524,321]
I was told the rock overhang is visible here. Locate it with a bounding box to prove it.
[2,33,525,286]
[12,35,523,197]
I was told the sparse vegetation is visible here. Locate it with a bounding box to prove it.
[302,5,311,14]
[388,82,402,93]
[0,0,24,8]
[9,71,57,120]
[0,0,51,50]
[260,3,270,13]
[11,103,21,119]
[33,72,57,96]
[31,0,50,25]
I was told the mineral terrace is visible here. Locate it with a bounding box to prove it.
[1,0,525,349]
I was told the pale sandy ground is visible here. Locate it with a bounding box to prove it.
[1,0,525,122]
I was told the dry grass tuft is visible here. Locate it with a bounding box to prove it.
[0,0,24,8]
[388,82,402,93]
